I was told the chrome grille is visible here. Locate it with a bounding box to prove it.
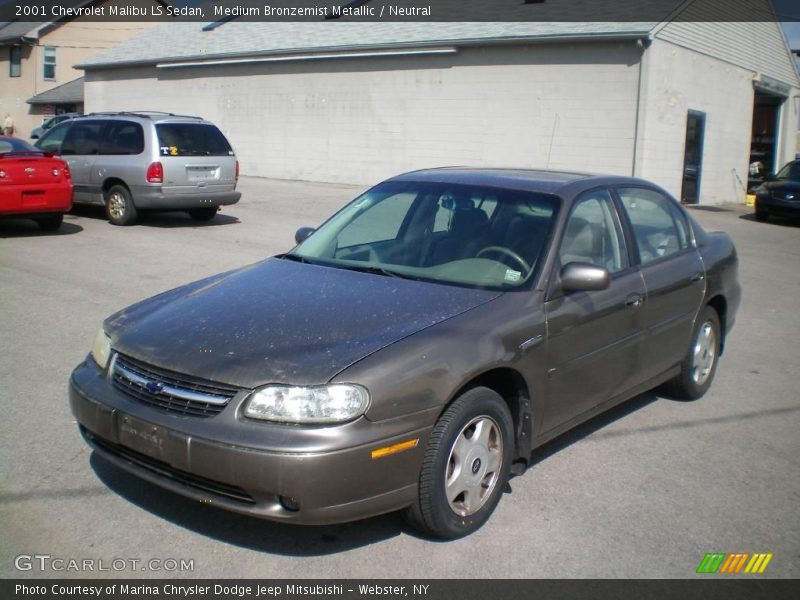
[112,354,239,418]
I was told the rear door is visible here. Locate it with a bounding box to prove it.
[614,186,705,381]
[155,122,237,196]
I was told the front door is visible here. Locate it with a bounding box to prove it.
[543,188,646,432]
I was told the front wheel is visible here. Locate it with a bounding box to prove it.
[754,208,769,222]
[663,306,721,400]
[405,387,514,539]
[105,185,138,226]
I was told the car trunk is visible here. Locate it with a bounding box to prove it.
[1,154,68,186]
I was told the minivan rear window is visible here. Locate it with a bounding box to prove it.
[156,123,233,157]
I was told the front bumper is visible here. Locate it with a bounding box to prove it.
[755,195,800,217]
[70,359,432,525]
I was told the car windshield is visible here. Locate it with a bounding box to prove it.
[774,161,800,181]
[290,181,559,290]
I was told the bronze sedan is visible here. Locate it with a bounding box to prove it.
[70,168,740,538]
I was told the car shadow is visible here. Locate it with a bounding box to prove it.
[138,211,240,228]
[526,392,659,468]
[89,453,407,555]
[738,212,800,227]
[68,204,240,228]
[88,392,669,551]
[0,219,83,238]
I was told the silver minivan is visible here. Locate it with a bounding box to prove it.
[35,112,241,225]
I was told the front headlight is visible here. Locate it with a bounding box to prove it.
[91,328,112,370]
[244,384,370,424]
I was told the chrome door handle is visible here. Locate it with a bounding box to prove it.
[690,273,705,283]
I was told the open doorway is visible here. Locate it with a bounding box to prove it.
[681,110,706,204]
[747,91,784,190]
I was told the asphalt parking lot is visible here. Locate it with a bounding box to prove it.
[1,177,798,579]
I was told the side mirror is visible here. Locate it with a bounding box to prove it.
[294,226,315,244]
[560,262,610,293]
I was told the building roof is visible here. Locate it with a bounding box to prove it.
[77,21,658,69]
[27,77,84,105]
[0,0,171,45]
[0,21,43,44]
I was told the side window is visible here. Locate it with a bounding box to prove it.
[35,122,70,153]
[43,46,56,80]
[559,189,628,273]
[617,188,686,264]
[10,46,21,77]
[336,192,416,248]
[100,121,144,155]
[61,122,103,156]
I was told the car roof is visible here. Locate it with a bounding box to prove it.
[388,166,656,197]
[76,112,207,123]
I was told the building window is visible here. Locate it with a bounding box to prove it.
[9,46,21,77]
[43,46,56,80]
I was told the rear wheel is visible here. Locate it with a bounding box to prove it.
[754,208,769,222]
[663,306,721,400]
[105,185,138,226]
[405,387,513,539]
[35,214,63,231]
[188,207,218,222]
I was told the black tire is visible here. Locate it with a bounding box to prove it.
[662,306,721,400]
[105,185,138,226]
[405,387,514,539]
[754,208,769,222]
[35,213,63,231]
[188,207,218,222]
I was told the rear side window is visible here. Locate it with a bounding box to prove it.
[62,121,104,155]
[100,121,144,155]
[36,122,71,153]
[156,123,233,157]
[617,187,688,264]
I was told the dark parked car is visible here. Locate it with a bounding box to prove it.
[0,135,72,230]
[70,168,740,538]
[29,113,80,140]
[753,159,800,222]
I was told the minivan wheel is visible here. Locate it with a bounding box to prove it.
[405,387,513,539]
[754,208,769,222]
[663,306,721,400]
[35,214,63,231]
[188,207,218,222]
[105,185,138,226]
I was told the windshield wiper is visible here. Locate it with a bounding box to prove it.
[279,253,316,264]
[335,263,418,280]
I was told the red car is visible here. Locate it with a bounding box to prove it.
[0,135,72,230]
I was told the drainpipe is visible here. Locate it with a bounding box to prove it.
[631,35,652,177]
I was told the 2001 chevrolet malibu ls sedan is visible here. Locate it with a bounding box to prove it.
[71,168,740,538]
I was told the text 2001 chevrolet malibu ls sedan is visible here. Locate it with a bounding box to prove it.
[70,168,740,538]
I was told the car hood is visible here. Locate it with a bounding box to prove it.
[759,180,800,194]
[106,258,501,389]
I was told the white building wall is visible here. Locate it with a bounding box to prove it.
[636,39,767,205]
[84,42,641,185]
